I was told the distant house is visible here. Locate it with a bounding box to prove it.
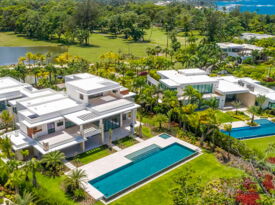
[1,73,140,160]
[240,33,274,40]
[217,43,263,60]
[0,77,36,112]
[147,68,275,110]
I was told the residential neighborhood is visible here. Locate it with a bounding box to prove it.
[0,0,274,205]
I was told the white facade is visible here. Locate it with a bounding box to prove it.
[147,68,275,109]
[0,77,36,112]
[2,73,140,159]
[240,33,274,40]
[217,43,263,60]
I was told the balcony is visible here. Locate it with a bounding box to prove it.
[36,126,85,151]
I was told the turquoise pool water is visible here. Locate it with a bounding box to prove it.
[89,143,196,200]
[159,133,171,139]
[221,119,275,139]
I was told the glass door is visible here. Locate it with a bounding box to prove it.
[47,122,55,134]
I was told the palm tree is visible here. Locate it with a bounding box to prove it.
[0,135,14,159]
[0,110,14,132]
[14,191,37,205]
[232,100,241,114]
[41,151,65,176]
[256,95,267,113]
[27,158,40,187]
[152,114,168,130]
[248,106,259,124]
[25,52,33,68]
[65,169,87,194]
[5,169,24,194]
[206,97,219,110]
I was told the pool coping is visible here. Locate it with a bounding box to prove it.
[101,152,203,204]
[221,119,275,140]
[78,134,201,202]
[101,144,199,202]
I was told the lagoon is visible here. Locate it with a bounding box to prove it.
[215,0,275,15]
[0,46,68,65]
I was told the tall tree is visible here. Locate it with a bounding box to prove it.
[73,0,99,45]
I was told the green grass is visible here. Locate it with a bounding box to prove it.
[198,110,239,123]
[110,153,244,205]
[0,28,170,63]
[72,145,114,165]
[113,136,138,148]
[243,136,275,157]
[226,111,250,121]
[35,173,79,205]
[215,110,240,123]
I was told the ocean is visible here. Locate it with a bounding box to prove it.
[215,0,275,15]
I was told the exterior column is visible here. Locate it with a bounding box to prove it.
[80,125,84,138]
[131,109,137,124]
[130,109,136,134]
[81,142,85,152]
[120,113,123,128]
[99,119,105,144]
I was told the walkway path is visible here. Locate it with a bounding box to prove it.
[134,136,144,142]
[64,159,77,170]
[111,144,122,151]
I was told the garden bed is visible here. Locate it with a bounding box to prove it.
[113,136,138,149]
[69,145,115,167]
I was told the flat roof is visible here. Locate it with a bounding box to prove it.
[217,43,263,50]
[65,99,140,125]
[158,70,217,86]
[28,97,80,116]
[178,68,207,76]
[216,80,249,94]
[66,77,121,94]
[241,33,274,40]
[19,92,64,108]
[0,77,22,89]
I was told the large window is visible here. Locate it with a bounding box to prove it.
[160,82,177,91]
[0,101,6,111]
[104,114,120,132]
[268,102,275,109]
[192,84,213,94]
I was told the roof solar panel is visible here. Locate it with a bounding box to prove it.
[77,112,98,121]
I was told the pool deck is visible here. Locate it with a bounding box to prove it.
[77,135,201,201]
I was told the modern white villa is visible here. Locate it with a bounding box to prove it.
[217,43,263,60]
[1,73,140,159]
[240,33,274,40]
[0,77,36,112]
[147,68,275,109]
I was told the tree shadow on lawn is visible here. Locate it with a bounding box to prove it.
[75,44,100,48]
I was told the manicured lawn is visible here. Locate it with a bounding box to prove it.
[198,110,239,123]
[244,135,275,157]
[110,153,244,205]
[226,111,250,121]
[35,173,79,205]
[0,28,170,63]
[71,145,114,166]
[215,110,240,123]
[113,136,138,148]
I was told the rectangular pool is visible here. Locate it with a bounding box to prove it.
[221,119,275,139]
[89,143,196,200]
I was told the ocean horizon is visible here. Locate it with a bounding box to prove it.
[215,0,275,15]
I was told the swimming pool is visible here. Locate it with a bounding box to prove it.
[159,133,171,139]
[89,143,196,201]
[221,119,275,139]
